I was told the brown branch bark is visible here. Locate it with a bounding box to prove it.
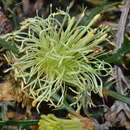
[115,0,130,50]
[115,0,130,94]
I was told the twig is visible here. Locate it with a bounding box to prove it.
[115,0,130,49]
[0,101,13,121]
[115,0,130,94]
[67,0,75,12]
[22,0,30,16]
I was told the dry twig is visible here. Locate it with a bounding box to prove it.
[114,0,130,94]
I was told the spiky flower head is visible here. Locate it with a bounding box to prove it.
[39,114,85,130]
[3,11,112,111]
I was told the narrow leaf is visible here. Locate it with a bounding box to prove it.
[82,2,120,26]
[106,90,130,105]
[0,39,19,53]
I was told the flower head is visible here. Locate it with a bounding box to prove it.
[39,114,85,130]
[3,11,112,111]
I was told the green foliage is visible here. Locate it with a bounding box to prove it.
[82,2,120,26]
[105,36,130,64]
[52,93,74,112]
[3,11,112,111]
[0,120,38,126]
[103,81,130,105]
[0,120,38,129]
[0,39,19,53]
[107,90,130,105]
[39,114,84,130]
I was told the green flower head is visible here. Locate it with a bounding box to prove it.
[3,11,112,111]
[39,114,85,130]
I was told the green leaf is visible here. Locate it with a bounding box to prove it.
[52,93,75,112]
[82,2,120,26]
[106,90,130,105]
[0,39,19,54]
[83,0,105,6]
[127,76,130,82]
[105,36,130,64]
[104,53,124,64]
[103,80,116,90]
[118,36,130,55]
[0,120,38,126]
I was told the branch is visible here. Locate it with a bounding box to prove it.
[115,0,130,94]
[115,0,130,50]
